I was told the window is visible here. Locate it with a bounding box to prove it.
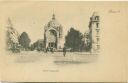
[97,38,100,42]
[97,45,100,49]
[96,23,99,28]
[95,16,99,20]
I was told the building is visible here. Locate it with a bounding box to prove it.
[44,14,63,51]
[88,12,100,53]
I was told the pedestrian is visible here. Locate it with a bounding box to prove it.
[63,47,66,57]
[51,47,54,53]
[45,47,48,53]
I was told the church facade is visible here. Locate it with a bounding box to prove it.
[44,14,63,51]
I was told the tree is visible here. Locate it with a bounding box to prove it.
[19,32,31,50]
[64,27,83,52]
[6,18,20,53]
[30,39,45,51]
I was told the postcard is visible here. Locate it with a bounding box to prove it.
[0,1,127,82]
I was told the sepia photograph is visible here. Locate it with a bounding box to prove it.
[0,1,127,82]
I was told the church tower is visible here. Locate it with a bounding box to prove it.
[89,12,100,53]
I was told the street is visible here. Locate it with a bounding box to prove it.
[6,51,98,66]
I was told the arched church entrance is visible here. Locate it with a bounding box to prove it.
[47,29,57,49]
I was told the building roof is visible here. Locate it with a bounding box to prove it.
[92,12,98,17]
[47,14,62,28]
[44,14,63,38]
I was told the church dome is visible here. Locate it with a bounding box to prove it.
[46,14,62,30]
[44,14,63,38]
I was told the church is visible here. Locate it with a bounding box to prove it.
[44,14,63,51]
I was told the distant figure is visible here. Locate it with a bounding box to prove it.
[45,47,48,53]
[63,47,66,57]
[51,47,54,53]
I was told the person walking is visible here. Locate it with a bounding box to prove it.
[63,47,66,57]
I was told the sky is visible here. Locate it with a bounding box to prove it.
[2,2,100,43]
